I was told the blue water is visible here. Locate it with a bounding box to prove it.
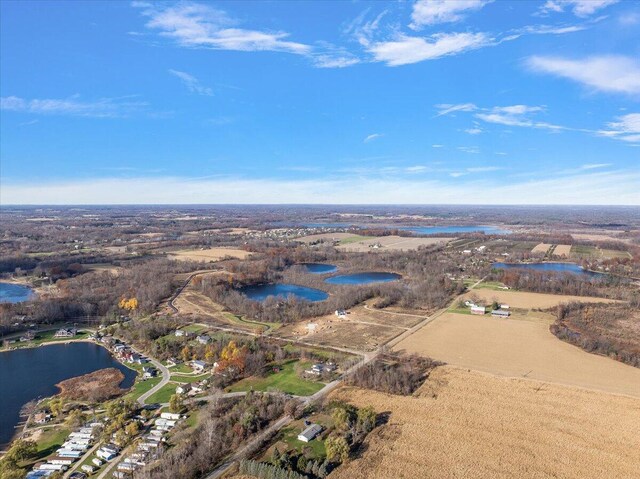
[0,282,34,303]
[492,262,601,277]
[325,272,402,285]
[300,263,338,274]
[400,225,511,235]
[0,342,137,446]
[239,283,329,302]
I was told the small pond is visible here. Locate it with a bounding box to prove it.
[324,272,401,285]
[0,282,34,303]
[492,262,602,277]
[239,283,329,302]
[299,263,338,274]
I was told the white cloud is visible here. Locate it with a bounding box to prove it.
[475,105,565,130]
[457,146,480,154]
[134,2,310,54]
[4,170,638,204]
[432,144,444,148]
[364,133,383,143]
[313,54,360,68]
[465,127,482,134]
[0,95,147,118]
[368,32,489,66]
[410,0,491,28]
[580,163,612,169]
[540,0,618,17]
[435,103,477,116]
[169,69,213,96]
[527,55,640,95]
[598,113,640,143]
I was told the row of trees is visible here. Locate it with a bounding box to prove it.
[347,353,442,395]
[137,392,289,479]
[552,302,640,367]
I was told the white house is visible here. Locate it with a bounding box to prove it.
[191,360,207,371]
[470,305,486,315]
[297,424,323,442]
[176,383,192,395]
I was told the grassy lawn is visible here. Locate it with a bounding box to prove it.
[184,410,199,429]
[280,425,326,458]
[182,324,208,334]
[447,307,473,315]
[19,426,70,467]
[167,363,193,373]
[474,281,507,291]
[146,382,178,404]
[226,360,324,396]
[338,235,370,245]
[171,373,211,383]
[124,377,162,402]
[3,331,90,351]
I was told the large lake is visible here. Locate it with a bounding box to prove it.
[299,263,338,274]
[0,282,34,303]
[492,262,602,277]
[0,342,137,446]
[325,272,401,285]
[400,225,511,235]
[239,283,329,302]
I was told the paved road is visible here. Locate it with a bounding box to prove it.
[202,278,488,478]
[134,347,171,406]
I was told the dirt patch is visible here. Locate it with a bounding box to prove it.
[463,289,616,309]
[277,318,402,352]
[56,368,126,402]
[169,247,252,262]
[298,232,359,244]
[328,366,640,479]
[394,312,640,397]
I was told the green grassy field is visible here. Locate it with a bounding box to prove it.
[18,426,70,467]
[167,362,193,373]
[226,360,324,396]
[171,372,211,383]
[2,331,90,351]
[181,324,208,334]
[278,424,326,458]
[338,235,370,245]
[146,382,178,404]
[124,377,162,402]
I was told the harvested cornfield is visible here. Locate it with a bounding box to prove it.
[394,312,640,397]
[328,366,640,479]
[531,243,551,254]
[553,244,572,256]
[337,235,452,252]
[168,247,252,262]
[461,289,616,309]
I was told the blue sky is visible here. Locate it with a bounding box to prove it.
[1,0,638,204]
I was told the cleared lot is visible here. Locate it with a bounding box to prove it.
[531,243,551,254]
[394,312,640,397]
[329,366,640,479]
[337,235,452,252]
[462,289,617,309]
[553,244,572,256]
[168,247,252,262]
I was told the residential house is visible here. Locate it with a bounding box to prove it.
[491,309,510,318]
[53,328,77,338]
[142,367,157,379]
[191,360,207,372]
[175,383,192,395]
[335,309,347,318]
[470,305,486,315]
[297,424,323,443]
[196,335,211,345]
